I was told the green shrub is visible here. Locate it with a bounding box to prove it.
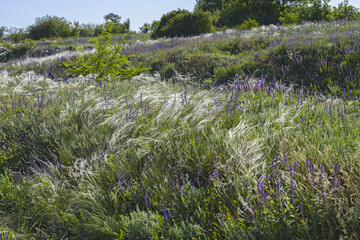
[151,10,214,38]
[119,209,164,239]
[236,18,259,30]
[214,64,243,83]
[7,28,27,43]
[63,32,148,80]
[159,62,176,80]
[27,15,72,40]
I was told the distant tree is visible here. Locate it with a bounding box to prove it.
[123,18,130,32]
[104,13,122,23]
[27,15,72,40]
[330,0,360,20]
[0,26,7,38]
[151,10,214,38]
[194,0,223,12]
[103,13,130,34]
[150,20,160,32]
[280,0,332,23]
[7,27,27,43]
[94,24,105,36]
[139,21,159,33]
[78,23,97,37]
[139,23,151,33]
[219,0,285,26]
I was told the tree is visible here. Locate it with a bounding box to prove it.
[219,0,284,26]
[0,26,7,38]
[27,15,72,40]
[330,0,359,20]
[150,20,160,32]
[280,0,332,23]
[194,0,222,12]
[7,27,27,43]
[139,23,151,33]
[104,13,121,23]
[103,13,130,35]
[151,10,214,38]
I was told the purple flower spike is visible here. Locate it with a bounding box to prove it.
[147,210,151,228]
[145,191,148,207]
[221,211,225,228]
[163,200,169,226]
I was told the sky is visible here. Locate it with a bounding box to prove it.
[1,0,360,32]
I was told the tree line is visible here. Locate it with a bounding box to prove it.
[0,0,359,42]
[0,13,130,42]
[148,0,359,38]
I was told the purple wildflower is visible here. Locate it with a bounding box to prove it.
[147,210,151,228]
[145,191,148,207]
[220,211,225,228]
[300,203,305,221]
[284,156,288,171]
[311,163,315,192]
[163,200,168,226]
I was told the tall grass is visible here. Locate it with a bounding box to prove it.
[0,66,359,239]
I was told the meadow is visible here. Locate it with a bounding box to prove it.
[1,19,360,239]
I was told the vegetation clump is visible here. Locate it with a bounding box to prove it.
[63,32,148,80]
[151,9,214,38]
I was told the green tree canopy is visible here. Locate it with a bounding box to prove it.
[103,13,130,35]
[27,15,72,40]
[194,0,223,12]
[104,13,122,23]
[151,10,214,38]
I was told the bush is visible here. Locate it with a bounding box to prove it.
[63,32,148,80]
[27,15,72,40]
[151,10,214,38]
[7,28,27,43]
[236,18,259,30]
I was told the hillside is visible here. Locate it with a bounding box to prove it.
[1,20,360,239]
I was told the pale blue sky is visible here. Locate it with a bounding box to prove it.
[1,0,359,32]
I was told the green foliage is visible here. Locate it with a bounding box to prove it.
[7,27,27,43]
[0,26,7,38]
[280,0,332,23]
[330,0,360,20]
[194,0,223,12]
[103,13,130,35]
[104,13,122,23]
[159,62,176,80]
[63,32,148,80]
[27,15,72,40]
[119,209,164,239]
[0,39,35,62]
[151,10,214,38]
[236,18,259,30]
[219,0,284,27]
[139,23,151,34]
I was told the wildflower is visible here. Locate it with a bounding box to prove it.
[300,203,305,221]
[311,163,315,192]
[163,200,169,226]
[145,191,148,207]
[147,210,151,228]
[289,166,295,205]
